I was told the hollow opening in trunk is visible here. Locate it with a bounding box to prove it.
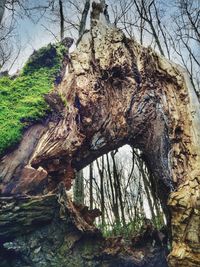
[72,145,169,249]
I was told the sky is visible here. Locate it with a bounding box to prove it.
[3,0,199,79]
[82,145,154,220]
[6,12,59,72]
[2,0,77,73]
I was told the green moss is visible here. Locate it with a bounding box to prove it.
[0,43,67,156]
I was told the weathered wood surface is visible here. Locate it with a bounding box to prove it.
[0,194,57,242]
[0,2,199,266]
[0,186,168,267]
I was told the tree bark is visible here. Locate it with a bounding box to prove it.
[0,2,199,266]
[0,0,6,25]
[96,157,105,227]
[73,169,84,205]
[111,151,126,226]
[59,0,64,40]
[0,192,168,266]
[89,162,93,210]
[78,0,90,41]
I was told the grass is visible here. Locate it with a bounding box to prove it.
[99,220,144,240]
[98,215,166,240]
[0,43,67,156]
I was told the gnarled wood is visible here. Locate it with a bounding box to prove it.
[0,3,199,266]
[0,186,168,267]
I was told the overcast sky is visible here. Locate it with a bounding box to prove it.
[2,0,199,85]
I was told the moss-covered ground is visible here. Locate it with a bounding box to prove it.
[0,43,67,156]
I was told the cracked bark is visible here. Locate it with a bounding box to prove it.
[0,3,199,267]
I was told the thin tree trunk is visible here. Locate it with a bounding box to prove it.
[0,0,6,25]
[89,163,93,210]
[112,159,120,226]
[142,168,156,222]
[73,169,84,205]
[77,0,90,44]
[106,154,115,210]
[111,151,126,227]
[96,157,105,228]
[59,0,64,40]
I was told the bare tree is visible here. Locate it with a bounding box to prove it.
[107,0,199,97]
[0,0,6,24]
[81,145,165,234]
[171,0,200,97]
[0,9,20,70]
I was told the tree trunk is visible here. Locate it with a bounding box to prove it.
[0,0,6,25]
[89,162,93,210]
[59,0,64,40]
[96,157,105,228]
[0,2,199,266]
[111,151,126,226]
[142,168,157,223]
[78,0,90,43]
[73,169,84,205]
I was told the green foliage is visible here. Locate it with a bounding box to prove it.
[0,43,67,156]
[100,220,143,240]
[99,215,165,240]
